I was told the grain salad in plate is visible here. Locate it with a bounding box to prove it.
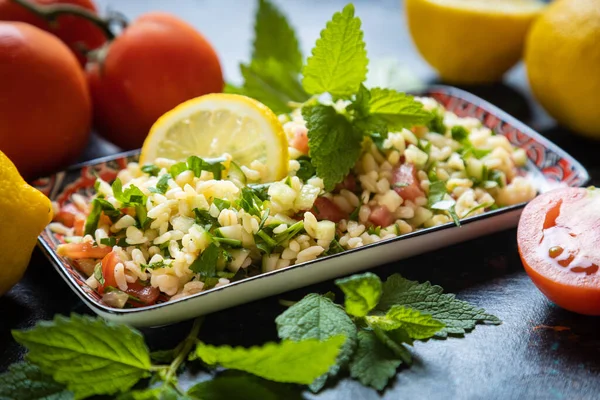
[49,94,537,309]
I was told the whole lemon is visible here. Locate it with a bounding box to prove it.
[525,0,600,139]
[0,151,53,295]
[405,0,546,84]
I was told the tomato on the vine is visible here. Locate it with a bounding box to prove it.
[88,12,224,150]
[517,187,600,315]
[0,0,106,65]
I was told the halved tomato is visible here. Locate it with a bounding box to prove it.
[517,187,600,315]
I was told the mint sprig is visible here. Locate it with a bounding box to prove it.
[231,1,433,189]
[0,362,73,400]
[302,4,368,98]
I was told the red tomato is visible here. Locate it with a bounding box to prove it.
[311,197,347,223]
[392,163,425,202]
[0,0,106,65]
[335,174,358,193]
[53,203,83,227]
[517,187,600,315]
[290,125,309,154]
[126,282,160,306]
[98,250,119,294]
[87,12,224,150]
[57,242,112,259]
[369,205,395,227]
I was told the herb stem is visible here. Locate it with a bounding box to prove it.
[10,0,117,40]
[164,316,204,384]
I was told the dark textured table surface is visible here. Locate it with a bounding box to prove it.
[2,1,600,399]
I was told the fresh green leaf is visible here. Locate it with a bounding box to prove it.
[303,104,363,191]
[335,272,382,317]
[170,162,188,177]
[142,260,171,270]
[348,83,371,117]
[302,4,368,98]
[427,180,447,207]
[252,0,302,72]
[427,109,446,134]
[141,164,161,177]
[0,362,73,400]
[12,314,151,399]
[275,293,357,392]
[152,174,171,195]
[187,156,226,180]
[238,187,264,217]
[367,88,433,130]
[239,59,310,115]
[295,155,316,181]
[431,199,461,227]
[366,305,444,340]
[112,179,146,206]
[371,326,413,364]
[189,243,219,277]
[193,208,220,230]
[213,198,231,211]
[348,330,404,391]
[149,349,175,364]
[84,198,122,236]
[376,274,501,337]
[224,82,246,95]
[187,372,303,400]
[451,126,469,142]
[192,336,345,385]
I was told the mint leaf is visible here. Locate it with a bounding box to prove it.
[295,156,316,181]
[253,0,302,72]
[153,174,171,195]
[348,83,371,117]
[187,156,225,180]
[348,330,403,391]
[302,4,368,98]
[0,362,73,400]
[84,198,121,236]
[192,336,345,385]
[275,293,357,392]
[427,180,447,206]
[112,179,146,206]
[239,59,310,115]
[12,314,151,398]
[187,372,303,400]
[189,243,219,277]
[431,199,461,227]
[366,305,445,340]
[303,104,363,191]
[367,88,432,130]
[376,274,501,337]
[335,272,382,317]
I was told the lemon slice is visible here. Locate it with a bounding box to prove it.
[139,94,289,182]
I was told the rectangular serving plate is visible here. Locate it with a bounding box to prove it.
[34,85,589,327]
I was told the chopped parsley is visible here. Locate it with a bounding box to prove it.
[141,164,161,176]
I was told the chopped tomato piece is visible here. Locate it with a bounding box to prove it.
[73,218,85,236]
[335,174,358,193]
[311,197,347,223]
[290,125,309,154]
[369,205,395,228]
[56,242,112,260]
[98,251,119,295]
[53,203,84,228]
[126,282,160,306]
[517,187,600,315]
[392,163,425,202]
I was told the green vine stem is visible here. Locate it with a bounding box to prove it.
[165,316,205,385]
[10,0,117,40]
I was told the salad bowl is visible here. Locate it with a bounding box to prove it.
[34,85,589,327]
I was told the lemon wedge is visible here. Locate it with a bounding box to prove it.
[139,94,289,182]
